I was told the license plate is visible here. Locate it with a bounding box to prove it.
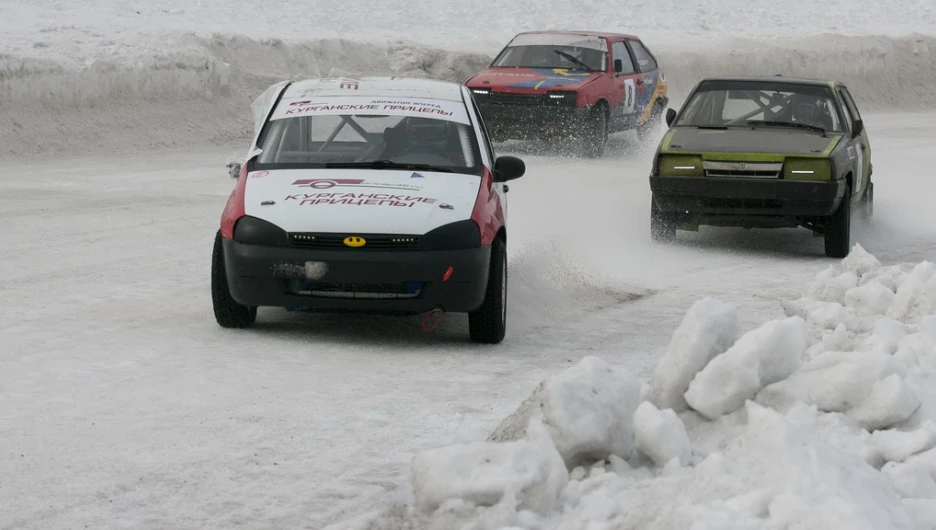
[304,261,329,280]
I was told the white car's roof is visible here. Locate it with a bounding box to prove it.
[281,76,467,102]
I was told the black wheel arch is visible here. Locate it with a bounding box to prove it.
[495,226,506,244]
[593,98,609,117]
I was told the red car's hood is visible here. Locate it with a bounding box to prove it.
[467,67,601,92]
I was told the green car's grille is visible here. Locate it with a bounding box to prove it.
[702,161,782,179]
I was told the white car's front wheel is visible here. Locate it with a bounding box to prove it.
[468,237,507,344]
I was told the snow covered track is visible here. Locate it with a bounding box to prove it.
[1,32,935,159]
[4,113,935,530]
[343,247,936,529]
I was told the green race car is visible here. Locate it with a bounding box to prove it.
[648,76,873,258]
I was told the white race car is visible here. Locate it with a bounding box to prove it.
[212,76,526,343]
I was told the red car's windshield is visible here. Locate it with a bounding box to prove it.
[492,34,608,72]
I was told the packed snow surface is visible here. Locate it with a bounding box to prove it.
[1,111,932,529]
[343,247,936,529]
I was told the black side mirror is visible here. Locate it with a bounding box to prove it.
[614,59,623,74]
[665,108,677,127]
[852,119,864,139]
[493,155,525,182]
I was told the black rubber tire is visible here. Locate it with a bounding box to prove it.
[636,103,663,143]
[211,231,257,328]
[824,184,852,258]
[650,195,677,243]
[469,237,507,344]
[580,105,608,158]
[858,180,874,221]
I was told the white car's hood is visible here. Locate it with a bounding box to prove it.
[243,168,481,234]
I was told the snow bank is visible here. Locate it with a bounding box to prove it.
[659,33,936,109]
[633,401,693,467]
[488,356,642,469]
[2,31,936,160]
[410,418,567,517]
[343,245,936,529]
[646,297,739,412]
[0,34,491,159]
[12,0,936,46]
[685,315,808,420]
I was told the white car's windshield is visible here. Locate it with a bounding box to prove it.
[255,97,483,175]
[676,80,846,133]
[491,34,607,71]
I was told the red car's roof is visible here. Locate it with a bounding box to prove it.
[515,30,640,40]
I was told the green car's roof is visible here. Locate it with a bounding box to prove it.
[697,76,843,87]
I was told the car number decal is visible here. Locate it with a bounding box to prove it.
[622,78,636,115]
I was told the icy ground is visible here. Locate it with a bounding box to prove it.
[2,112,936,529]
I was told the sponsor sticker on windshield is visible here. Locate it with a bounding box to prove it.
[270,96,470,124]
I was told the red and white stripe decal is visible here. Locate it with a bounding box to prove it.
[469,166,505,245]
[219,162,249,239]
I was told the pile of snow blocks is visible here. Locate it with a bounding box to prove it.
[388,245,936,529]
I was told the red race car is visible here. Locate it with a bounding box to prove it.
[465,30,669,157]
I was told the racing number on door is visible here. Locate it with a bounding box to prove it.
[622,78,637,114]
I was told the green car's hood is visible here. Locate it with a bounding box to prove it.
[662,127,842,157]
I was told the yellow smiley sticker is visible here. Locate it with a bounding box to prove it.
[343,236,366,247]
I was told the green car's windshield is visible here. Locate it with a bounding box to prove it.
[675,80,847,133]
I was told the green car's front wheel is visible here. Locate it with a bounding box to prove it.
[650,195,677,243]
[824,184,852,258]
[858,180,874,221]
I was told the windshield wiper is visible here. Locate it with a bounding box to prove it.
[747,120,826,135]
[553,50,593,72]
[323,160,454,173]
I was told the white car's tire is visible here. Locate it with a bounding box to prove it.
[469,237,507,344]
[212,231,257,328]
